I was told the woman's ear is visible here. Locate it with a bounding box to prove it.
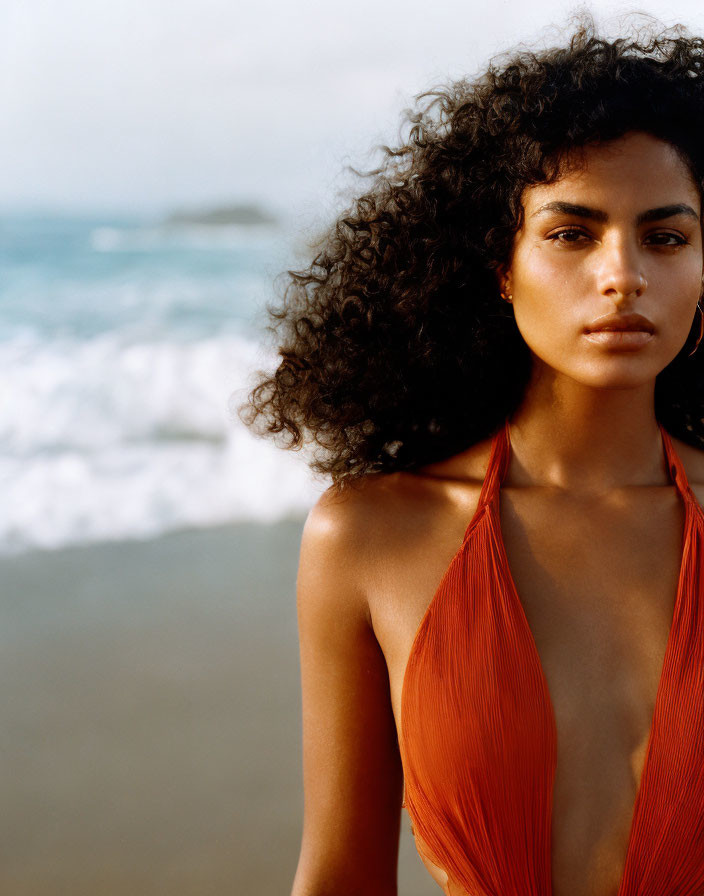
[495,265,512,300]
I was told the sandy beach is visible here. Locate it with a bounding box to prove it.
[1,519,435,895]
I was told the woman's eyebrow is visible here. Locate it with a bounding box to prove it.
[530,201,699,225]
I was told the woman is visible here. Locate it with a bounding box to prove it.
[240,14,704,896]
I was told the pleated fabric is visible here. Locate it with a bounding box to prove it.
[398,417,704,896]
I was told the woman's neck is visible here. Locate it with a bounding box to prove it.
[508,375,666,494]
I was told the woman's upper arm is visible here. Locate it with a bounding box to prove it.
[291,490,403,896]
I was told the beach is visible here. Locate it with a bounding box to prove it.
[1,519,435,895]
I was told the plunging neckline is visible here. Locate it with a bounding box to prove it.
[491,417,699,896]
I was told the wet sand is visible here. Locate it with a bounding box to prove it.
[0,520,435,895]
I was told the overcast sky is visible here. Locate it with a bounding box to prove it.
[1,0,702,219]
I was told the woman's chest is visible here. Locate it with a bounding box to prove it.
[369,486,687,896]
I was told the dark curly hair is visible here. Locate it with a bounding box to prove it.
[236,11,704,488]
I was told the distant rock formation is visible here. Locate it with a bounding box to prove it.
[164,203,277,227]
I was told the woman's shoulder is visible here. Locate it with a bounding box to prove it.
[304,434,495,575]
[300,442,494,640]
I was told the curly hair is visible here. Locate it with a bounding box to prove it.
[237,11,704,488]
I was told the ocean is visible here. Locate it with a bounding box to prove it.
[0,211,327,555]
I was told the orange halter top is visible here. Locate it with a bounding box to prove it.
[399,417,704,896]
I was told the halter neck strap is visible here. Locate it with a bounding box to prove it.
[658,423,697,504]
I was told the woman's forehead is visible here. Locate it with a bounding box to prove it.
[520,135,700,215]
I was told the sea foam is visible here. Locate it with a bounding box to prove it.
[0,326,328,556]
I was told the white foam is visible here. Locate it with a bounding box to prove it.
[0,331,328,555]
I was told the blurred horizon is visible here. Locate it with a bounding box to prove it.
[0,200,289,226]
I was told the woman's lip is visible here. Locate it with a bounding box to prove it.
[583,329,654,348]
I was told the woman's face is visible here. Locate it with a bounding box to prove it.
[500,131,704,389]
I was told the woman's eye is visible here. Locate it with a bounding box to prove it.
[646,232,689,247]
[547,228,589,245]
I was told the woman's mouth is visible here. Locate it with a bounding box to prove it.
[583,329,654,349]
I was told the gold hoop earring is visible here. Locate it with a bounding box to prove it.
[688,299,704,357]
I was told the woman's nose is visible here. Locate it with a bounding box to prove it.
[595,240,647,300]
